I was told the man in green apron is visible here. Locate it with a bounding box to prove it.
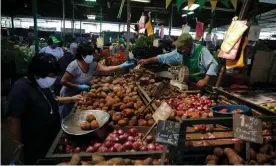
[138,33,218,87]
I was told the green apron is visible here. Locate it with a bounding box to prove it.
[182,44,205,82]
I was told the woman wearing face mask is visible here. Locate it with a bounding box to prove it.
[7,53,83,165]
[60,44,135,118]
[39,36,64,59]
[138,33,219,88]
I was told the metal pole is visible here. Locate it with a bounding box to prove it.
[11,15,14,29]
[32,0,39,54]
[169,4,173,37]
[126,0,130,49]
[80,20,82,36]
[62,0,65,40]
[100,6,103,37]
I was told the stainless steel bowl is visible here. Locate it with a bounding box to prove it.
[61,110,110,135]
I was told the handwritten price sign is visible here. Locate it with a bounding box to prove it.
[155,120,181,146]
[233,114,263,144]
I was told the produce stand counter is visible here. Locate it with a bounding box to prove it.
[43,72,276,165]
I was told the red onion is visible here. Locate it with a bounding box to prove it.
[108,146,116,152]
[147,144,156,151]
[104,140,114,148]
[118,129,124,135]
[137,133,144,138]
[64,138,69,144]
[123,133,129,138]
[140,146,147,151]
[155,144,163,150]
[128,136,135,142]
[123,141,133,150]
[142,141,148,146]
[65,147,72,153]
[110,133,119,142]
[98,146,108,152]
[74,147,81,153]
[146,135,153,143]
[132,141,142,150]
[86,146,95,153]
[119,135,127,142]
[113,129,118,134]
[113,143,124,152]
[128,127,137,136]
[93,143,102,151]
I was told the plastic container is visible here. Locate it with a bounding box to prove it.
[210,104,251,118]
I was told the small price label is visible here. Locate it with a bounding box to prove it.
[233,114,263,144]
[155,120,181,146]
[153,102,173,122]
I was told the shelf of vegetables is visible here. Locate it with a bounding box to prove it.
[45,68,276,164]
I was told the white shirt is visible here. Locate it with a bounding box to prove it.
[39,46,64,59]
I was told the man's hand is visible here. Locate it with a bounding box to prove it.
[197,78,209,88]
[138,59,146,66]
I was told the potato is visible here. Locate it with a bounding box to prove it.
[91,155,105,164]
[206,160,217,165]
[118,119,128,127]
[142,157,153,165]
[124,159,133,165]
[147,119,155,126]
[134,160,143,165]
[68,154,80,165]
[90,120,99,129]
[108,158,126,165]
[126,102,134,108]
[224,148,243,165]
[250,148,257,160]
[256,153,268,164]
[145,114,153,120]
[102,106,109,111]
[81,161,92,165]
[107,110,116,117]
[206,155,218,163]
[57,162,68,165]
[122,108,134,117]
[80,122,91,130]
[86,114,96,123]
[112,112,122,122]
[95,161,107,165]
[213,147,224,157]
[152,159,160,165]
[138,119,147,126]
[128,119,137,126]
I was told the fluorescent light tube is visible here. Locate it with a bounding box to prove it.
[182,14,187,17]
[87,15,96,20]
[188,11,194,15]
[183,4,199,10]
[131,0,150,3]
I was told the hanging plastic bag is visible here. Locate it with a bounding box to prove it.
[226,37,248,69]
[221,17,248,53]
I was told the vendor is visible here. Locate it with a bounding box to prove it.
[60,44,135,118]
[7,53,83,165]
[138,33,219,87]
[39,36,64,59]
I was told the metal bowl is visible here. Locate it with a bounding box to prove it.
[61,110,110,135]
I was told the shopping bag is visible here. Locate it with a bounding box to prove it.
[226,37,248,69]
[218,38,242,60]
[221,17,248,53]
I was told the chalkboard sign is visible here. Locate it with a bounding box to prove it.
[155,120,181,146]
[233,114,263,144]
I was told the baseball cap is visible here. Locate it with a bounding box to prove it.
[51,36,61,44]
[173,33,193,48]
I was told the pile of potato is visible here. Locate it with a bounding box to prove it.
[206,143,276,165]
[76,75,155,126]
[57,154,168,165]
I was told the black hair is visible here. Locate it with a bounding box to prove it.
[28,53,60,82]
[75,44,95,60]
[47,37,54,45]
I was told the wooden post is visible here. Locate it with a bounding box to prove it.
[32,0,39,54]
[126,0,131,49]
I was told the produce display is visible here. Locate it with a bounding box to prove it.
[260,103,276,112]
[55,127,162,154]
[77,75,155,127]
[205,142,276,165]
[154,94,216,121]
[57,154,169,165]
[79,114,99,130]
[219,108,243,113]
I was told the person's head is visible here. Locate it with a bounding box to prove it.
[28,53,60,88]
[47,36,61,49]
[173,33,193,56]
[75,44,95,64]
[69,43,78,55]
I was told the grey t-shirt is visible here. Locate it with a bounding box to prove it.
[60,60,97,97]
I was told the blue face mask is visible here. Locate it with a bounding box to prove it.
[36,77,57,88]
[82,55,94,64]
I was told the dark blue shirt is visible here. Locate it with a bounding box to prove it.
[7,78,60,164]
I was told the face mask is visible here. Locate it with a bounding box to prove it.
[36,77,57,88]
[83,55,94,64]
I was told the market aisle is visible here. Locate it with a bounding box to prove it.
[1,118,15,165]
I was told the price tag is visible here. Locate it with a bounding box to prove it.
[155,120,180,146]
[96,37,104,48]
[233,114,263,144]
[153,102,173,122]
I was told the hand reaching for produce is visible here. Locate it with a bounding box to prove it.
[119,61,135,69]
[71,95,84,102]
[138,59,146,66]
[77,84,90,90]
[196,78,208,88]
